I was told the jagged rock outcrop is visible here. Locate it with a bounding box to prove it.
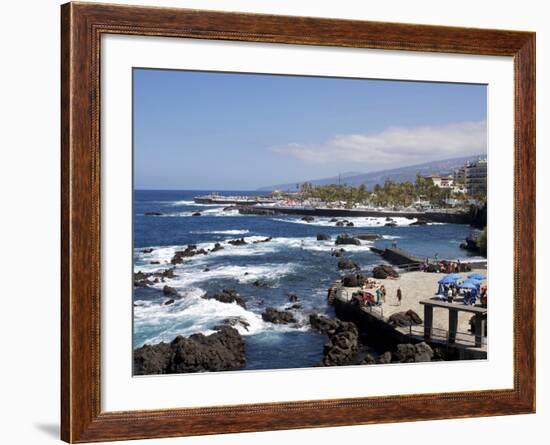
[253,237,272,244]
[391,342,434,363]
[388,310,423,327]
[337,258,359,270]
[133,268,177,287]
[162,285,179,297]
[228,238,247,246]
[372,264,399,279]
[210,242,224,252]
[262,307,296,324]
[171,245,208,264]
[309,314,359,366]
[342,273,368,287]
[203,289,247,308]
[317,233,331,241]
[335,234,361,246]
[222,316,251,332]
[133,326,246,374]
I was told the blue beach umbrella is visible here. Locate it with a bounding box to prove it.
[459,280,479,290]
[438,276,457,285]
[468,273,486,281]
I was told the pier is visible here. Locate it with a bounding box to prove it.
[420,299,487,348]
[370,246,487,271]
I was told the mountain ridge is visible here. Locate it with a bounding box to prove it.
[257,154,485,191]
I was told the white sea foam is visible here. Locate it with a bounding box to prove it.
[160,207,241,217]
[272,216,418,228]
[190,229,250,235]
[134,234,377,271]
[134,288,305,346]
[170,200,221,207]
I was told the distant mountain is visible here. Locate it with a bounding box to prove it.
[258,154,485,191]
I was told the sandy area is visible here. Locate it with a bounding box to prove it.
[344,271,484,339]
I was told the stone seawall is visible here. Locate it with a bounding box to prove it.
[235,205,473,224]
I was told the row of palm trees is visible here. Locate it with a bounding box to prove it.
[296,175,484,209]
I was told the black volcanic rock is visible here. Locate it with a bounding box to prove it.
[288,293,299,302]
[252,237,272,244]
[342,273,368,287]
[317,233,331,241]
[388,310,422,327]
[133,326,246,375]
[171,245,208,264]
[210,242,224,252]
[162,286,179,297]
[203,289,247,309]
[335,234,361,246]
[144,212,163,216]
[162,285,179,297]
[372,264,399,279]
[391,342,434,363]
[261,307,296,324]
[228,238,247,246]
[331,248,346,257]
[309,314,359,366]
[337,258,359,270]
[301,216,315,222]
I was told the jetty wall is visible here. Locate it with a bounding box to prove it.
[236,205,472,224]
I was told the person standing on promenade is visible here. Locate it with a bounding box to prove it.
[396,287,402,306]
[381,285,387,303]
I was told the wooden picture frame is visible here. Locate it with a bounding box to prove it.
[61,2,535,442]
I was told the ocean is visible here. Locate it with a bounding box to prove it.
[133,189,484,371]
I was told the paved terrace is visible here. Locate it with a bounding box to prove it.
[337,270,487,351]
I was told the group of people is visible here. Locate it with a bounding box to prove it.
[356,282,402,306]
[422,259,470,274]
[437,281,488,306]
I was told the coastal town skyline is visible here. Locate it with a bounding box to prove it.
[133,69,487,190]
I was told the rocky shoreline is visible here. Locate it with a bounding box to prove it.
[133,233,452,374]
[227,204,485,226]
[134,311,437,374]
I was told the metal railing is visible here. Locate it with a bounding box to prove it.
[359,303,384,319]
[408,325,487,347]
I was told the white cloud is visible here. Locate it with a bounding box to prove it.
[270,121,486,170]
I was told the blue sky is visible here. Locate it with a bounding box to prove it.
[133,68,486,190]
